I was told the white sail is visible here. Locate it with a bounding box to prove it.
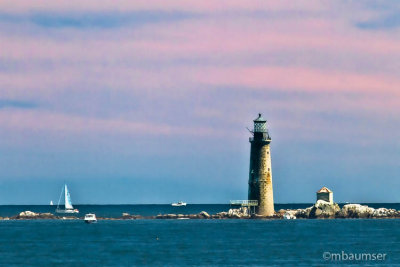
[50,200,53,205]
[64,184,74,210]
[56,184,79,213]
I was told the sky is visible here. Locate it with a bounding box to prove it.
[0,1,399,204]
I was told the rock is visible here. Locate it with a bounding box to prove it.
[295,207,312,218]
[16,211,57,219]
[285,210,297,216]
[281,210,297,219]
[37,213,56,219]
[227,208,249,218]
[199,211,210,218]
[277,209,286,216]
[216,212,228,218]
[240,207,249,216]
[314,209,322,217]
[309,201,340,218]
[339,204,375,218]
[371,208,397,218]
[283,212,296,219]
[389,209,397,217]
[19,211,38,217]
[373,208,387,217]
[121,213,142,219]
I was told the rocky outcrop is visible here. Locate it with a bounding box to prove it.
[337,204,375,218]
[281,203,400,219]
[309,200,340,219]
[6,205,400,221]
[199,211,210,218]
[373,208,399,218]
[19,211,37,217]
[283,211,296,219]
[212,212,227,219]
[278,207,312,219]
[121,213,142,219]
[336,204,400,218]
[295,207,312,218]
[156,214,186,219]
[14,211,57,219]
[155,208,254,220]
[227,207,250,218]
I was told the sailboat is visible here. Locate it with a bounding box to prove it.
[50,200,54,206]
[56,184,79,214]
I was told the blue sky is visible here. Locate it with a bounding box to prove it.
[0,0,399,204]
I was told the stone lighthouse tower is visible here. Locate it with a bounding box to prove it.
[248,113,274,216]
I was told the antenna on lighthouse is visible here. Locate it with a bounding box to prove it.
[246,127,254,134]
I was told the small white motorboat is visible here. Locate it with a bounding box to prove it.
[84,213,97,223]
[172,201,187,206]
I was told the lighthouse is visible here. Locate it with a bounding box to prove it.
[248,113,274,216]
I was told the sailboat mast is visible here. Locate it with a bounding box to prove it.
[64,184,68,209]
[57,185,64,209]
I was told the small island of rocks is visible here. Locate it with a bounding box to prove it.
[2,200,400,221]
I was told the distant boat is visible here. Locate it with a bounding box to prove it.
[84,213,97,223]
[50,200,54,206]
[55,184,79,214]
[172,201,186,207]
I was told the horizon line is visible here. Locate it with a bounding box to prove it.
[1,202,400,206]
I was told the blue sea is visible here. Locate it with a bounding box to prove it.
[1,204,400,266]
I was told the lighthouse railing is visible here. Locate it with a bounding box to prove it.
[230,200,258,206]
[249,137,271,142]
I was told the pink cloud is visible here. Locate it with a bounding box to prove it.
[0,109,225,137]
[0,0,399,148]
[1,12,399,98]
[194,66,400,94]
[0,0,326,13]
[2,15,400,62]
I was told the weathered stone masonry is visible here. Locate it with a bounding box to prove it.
[248,114,274,216]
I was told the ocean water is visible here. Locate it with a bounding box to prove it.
[1,204,400,266]
[1,219,400,266]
